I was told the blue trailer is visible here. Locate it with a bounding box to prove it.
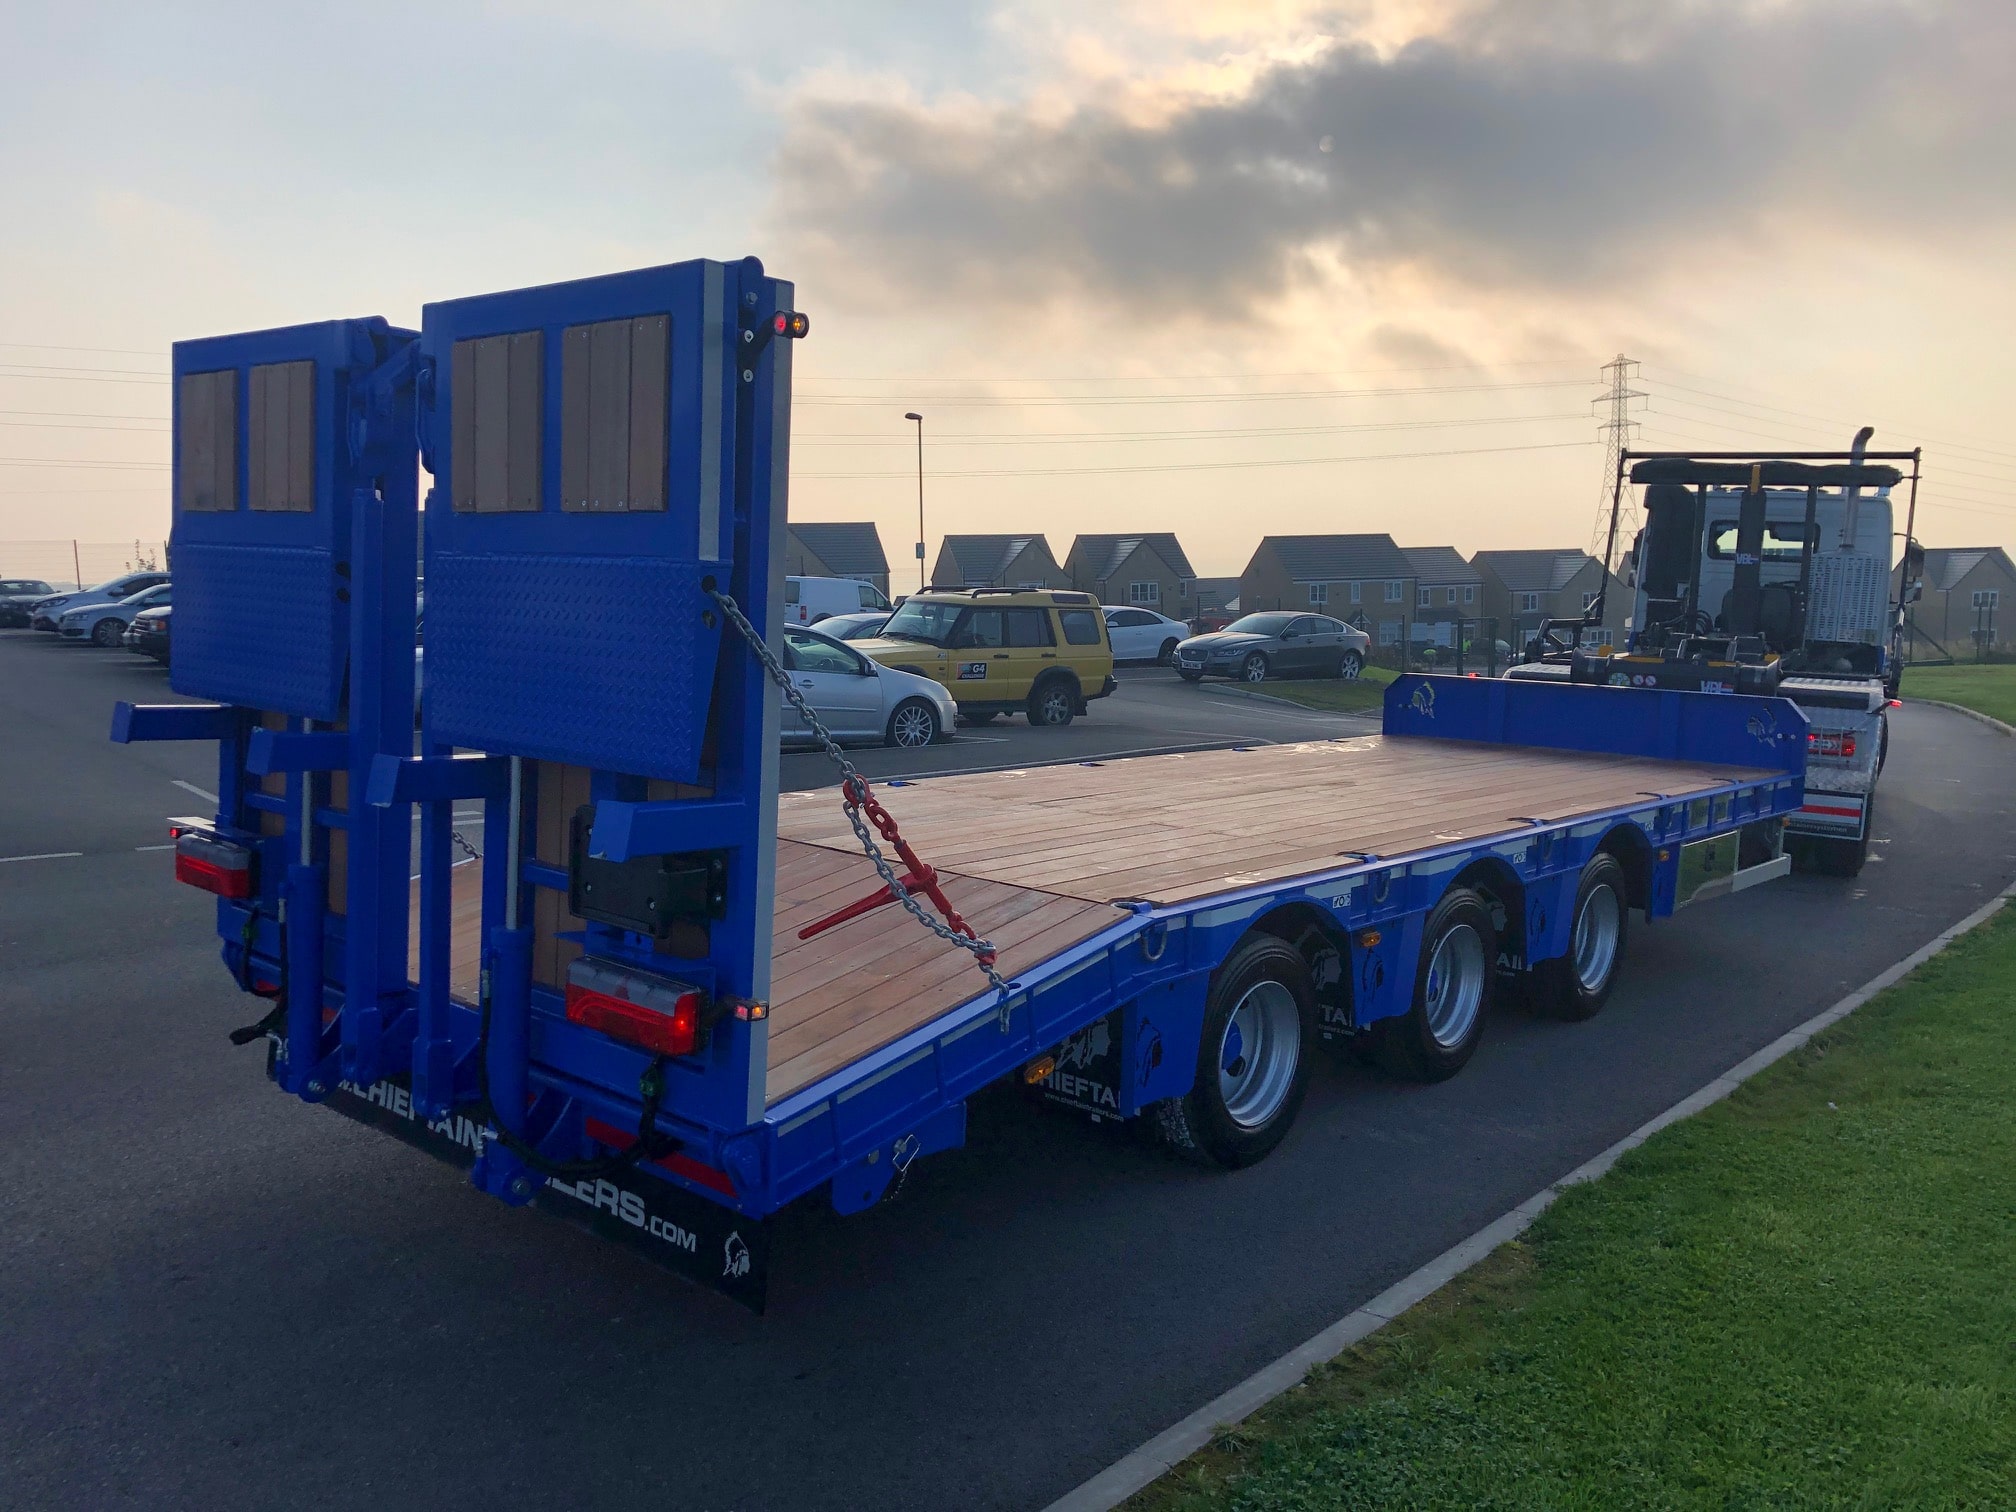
[116,258,1808,1309]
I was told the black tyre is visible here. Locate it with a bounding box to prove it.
[886,698,940,748]
[1239,651,1270,684]
[1154,934,1316,1168]
[1375,887,1495,1082]
[1027,677,1077,727]
[1527,854,1629,1021]
[1157,637,1180,665]
[1178,668,1204,683]
[959,710,999,726]
[1794,797,1874,878]
[1338,651,1363,681]
[91,618,124,647]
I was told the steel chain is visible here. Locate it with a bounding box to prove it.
[449,828,482,863]
[707,587,1012,1022]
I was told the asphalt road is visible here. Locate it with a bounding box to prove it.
[4,631,2013,1512]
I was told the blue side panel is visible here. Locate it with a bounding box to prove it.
[1382,674,1808,774]
[171,544,337,713]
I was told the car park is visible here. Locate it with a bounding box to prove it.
[854,587,1116,727]
[811,610,891,641]
[1102,605,1191,664]
[59,582,172,645]
[125,604,171,663]
[29,569,170,633]
[780,626,956,748]
[786,574,893,626]
[0,578,56,627]
[1175,611,1369,683]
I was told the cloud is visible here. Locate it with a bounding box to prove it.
[772,0,2016,317]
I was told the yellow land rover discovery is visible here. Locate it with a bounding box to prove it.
[853,588,1118,727]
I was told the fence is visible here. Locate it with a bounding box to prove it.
[0,541,167,591]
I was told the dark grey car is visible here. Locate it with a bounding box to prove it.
[1174,612,1370,684]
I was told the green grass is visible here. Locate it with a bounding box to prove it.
[1903,662,2016,727]
[1126,908,2016,1512]
[1246,667,1398,714]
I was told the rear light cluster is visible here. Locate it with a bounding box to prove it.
[169,819,256,898]
[565,957,715,1058]
[1807,731,1858,759]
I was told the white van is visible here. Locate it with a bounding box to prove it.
[786,575,892,626]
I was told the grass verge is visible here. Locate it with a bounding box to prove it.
[1903,662,2016,727]
[1124,906,2016,1511]
[1241,667,1398,714]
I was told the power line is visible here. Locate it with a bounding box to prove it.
[0,341,170,359]
[795,411,1590,447]
[0,369,170,386]
[794,437,1592,481]
[1589,354,1644,572]
[0,458,167,470]
[796,359,1587,385]
[0,420,170,434]
[795,378,1594,408]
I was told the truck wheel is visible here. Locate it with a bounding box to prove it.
[1028,677,1077,727]
[1154,935,1316,1168]
[1797,797,1875,878]
[1240,652,1269,683]
[1528,854,1629,1021]
[1376,887,1495,1082]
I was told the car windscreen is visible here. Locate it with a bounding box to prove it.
[879,599,964,646]
[1,580,52,594]
[1224,613,1295,635]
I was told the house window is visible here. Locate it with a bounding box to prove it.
[1177,579,1193,601]
[1463,585,1476,606]
[1445,587,1458,607]
[1378,620,1401,645]
[1582,590,1600,612]
[1348,581,1362,605]
[1517,592,1542,613]
[1308,582,1328,606]
[1974,590,2000,608]
[1385,580,1403,603]
[1416,585,1431,608]
[1129,580,1160,605]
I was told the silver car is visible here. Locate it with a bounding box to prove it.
[1174,612,1370,683]
[781,627,956,748]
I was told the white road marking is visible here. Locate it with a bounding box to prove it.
[172,779,218,803]
[0,851,84,864]
[134,843,176,852]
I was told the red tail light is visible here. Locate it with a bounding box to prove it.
[565,958,709,1057]
[1807,731,1857,759]
[170,822,255,898]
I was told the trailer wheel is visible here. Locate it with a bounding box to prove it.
[1793,796,1875,879]
[1528,854,1629,1021]
[1376,888,1495,1082]
[1155,935,1315,1168]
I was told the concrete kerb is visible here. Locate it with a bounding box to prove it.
[1911,697,2016,739]
[1041,881,2016,1512]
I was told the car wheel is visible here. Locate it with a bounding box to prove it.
[1027,677,1077,727]
[1374,887,1495,1082]
[1157,638,1179,665]
[1240,652,1269,683]
[91,618,124,647]
[959,710,999,726]
[886,698,939,749]
[1178,669,1204,683]
[1153,934,1316,1168]
[1527,854,1629,1021]
[1338,651,1363,681]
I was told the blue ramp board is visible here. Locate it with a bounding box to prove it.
[170,319,418,719]
[419,260,740,783]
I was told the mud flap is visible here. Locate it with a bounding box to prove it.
[324,1077,771,1311]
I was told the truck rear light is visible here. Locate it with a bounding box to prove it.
[564,957,711,1058]
[169,822,255,898]
[1808,732,1857,759]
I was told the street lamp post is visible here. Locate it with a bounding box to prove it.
[904,411,925,593]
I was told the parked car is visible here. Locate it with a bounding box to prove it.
[854,587,1116,727]
[60,582,172,645]
[29,569,171,633]
[813,610,891,642]
[1102,605,1191,664]
[125,605,171,663]
[1189,609,1237,635]
[0,578,56,628]
[780,627,956,748]
[786,575,892,626]
[1175,612,1369,684]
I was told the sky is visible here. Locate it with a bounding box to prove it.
[3,0,2013,584]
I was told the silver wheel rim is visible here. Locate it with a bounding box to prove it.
[1218,979,1301,1129]
[1422,922,1486,1048]
[1039,687,1070,722]
[1340,655,1361,680]
[1572,883,1621,992]
[1243,656,1267,682]
[892,703,934,747]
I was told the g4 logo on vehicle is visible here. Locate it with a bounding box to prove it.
[957,661,989,680]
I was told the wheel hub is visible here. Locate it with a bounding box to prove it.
[1572,883,1621,992]
[1217,980,1300,1129]
[1422,923,1485,1048]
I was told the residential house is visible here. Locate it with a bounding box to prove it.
[785,521,892,597]
[1239,534,1417,647]
[1470,549,1625,649]
[1897,546,2016,657]
[930,534,1069,590]
[1064,533,1198,615]
[1400,546,1485,649]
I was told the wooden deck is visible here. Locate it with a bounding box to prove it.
[424,737,1773,1109]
